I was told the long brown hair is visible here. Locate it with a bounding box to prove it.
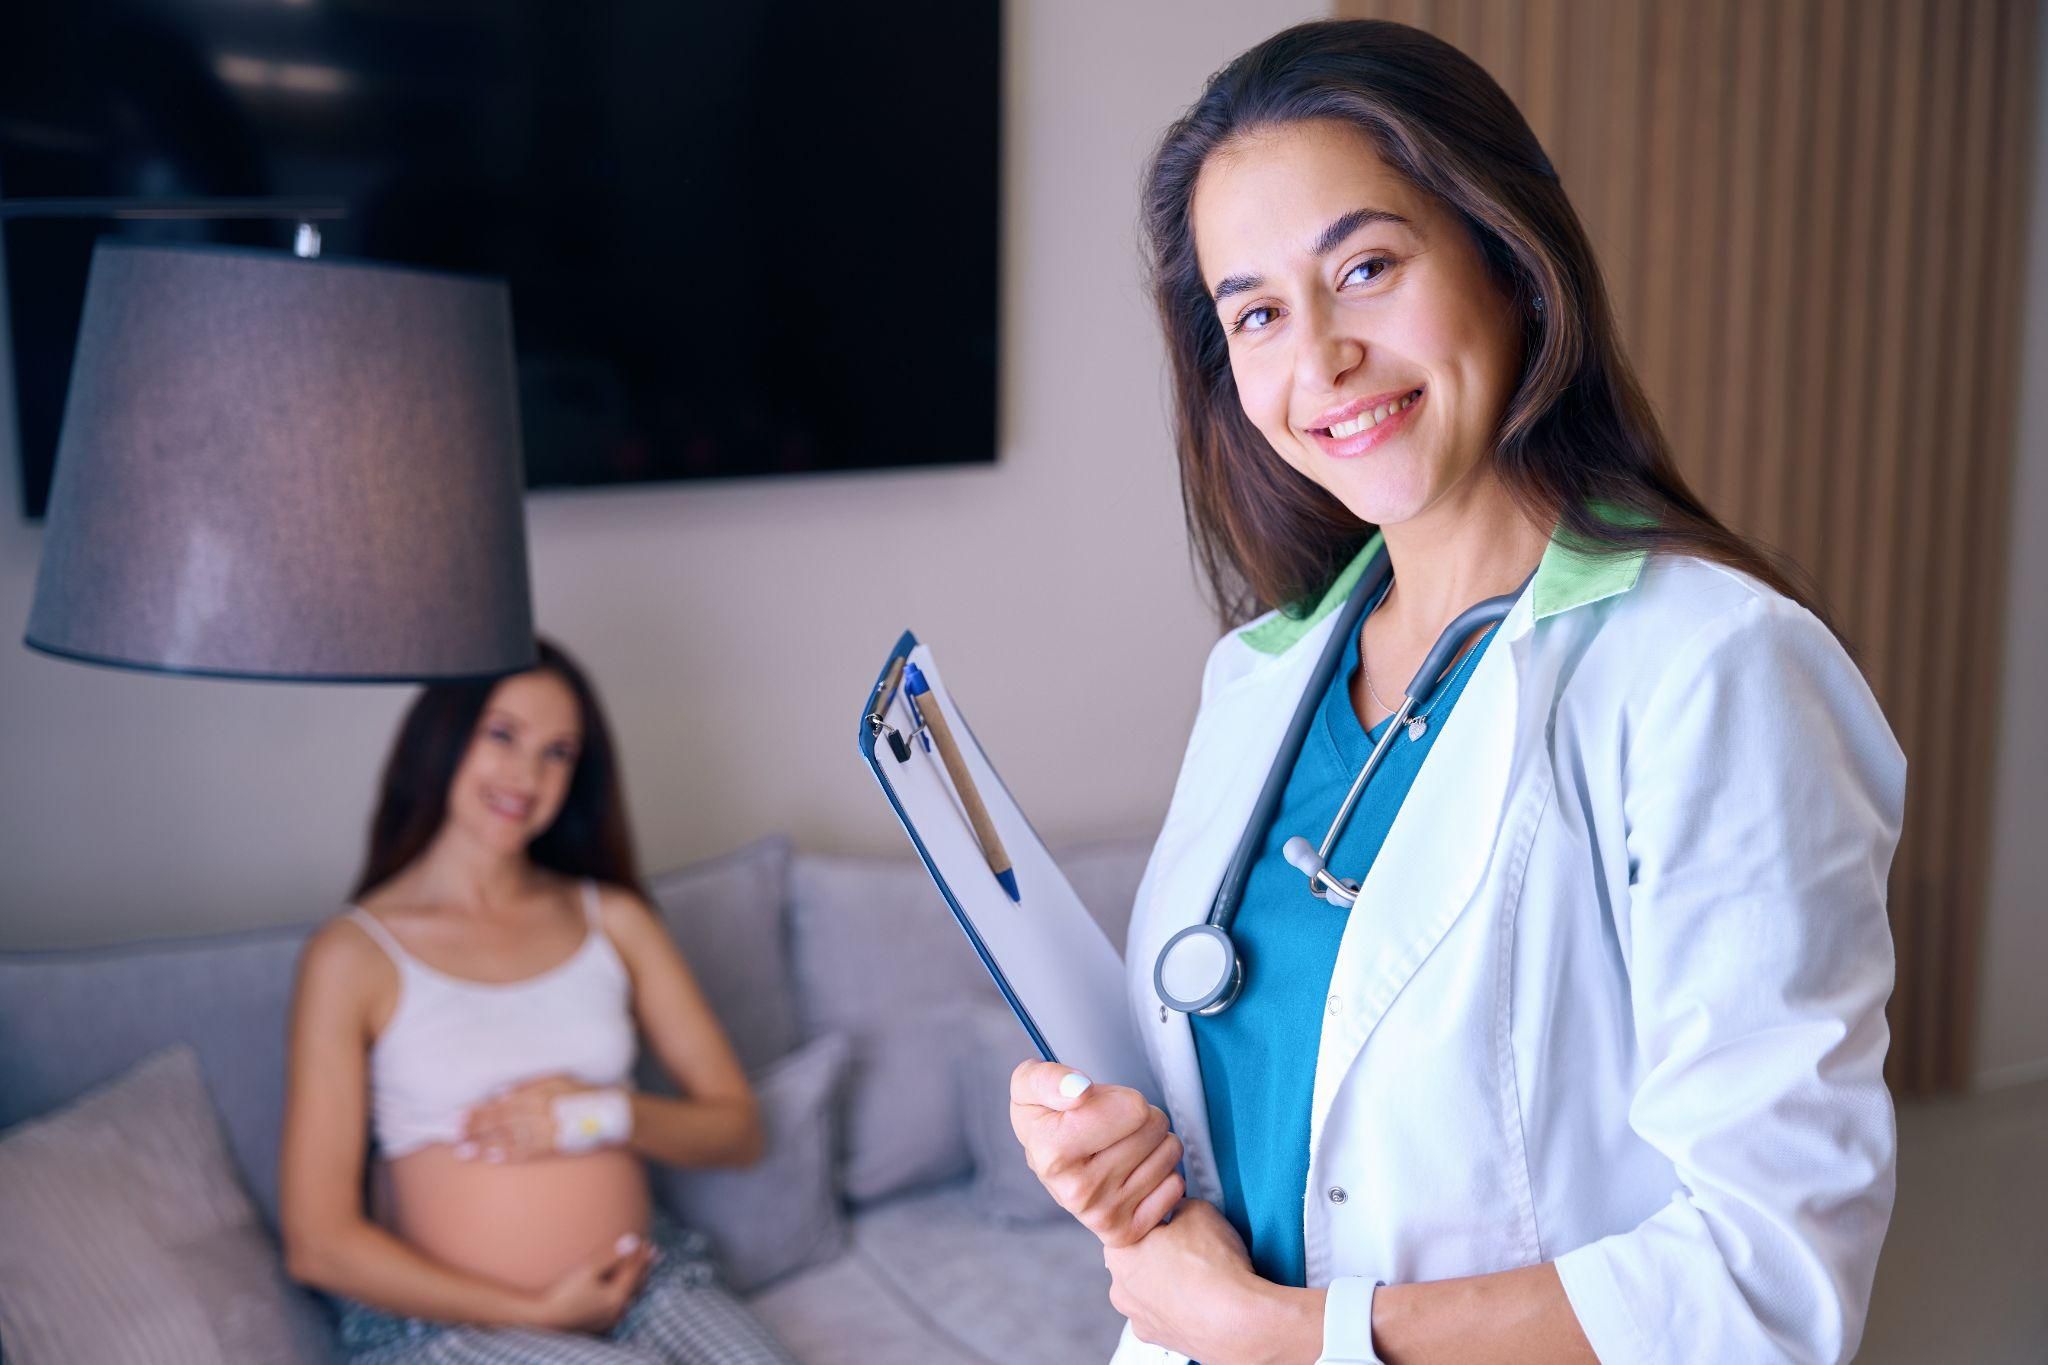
[1142,19,1825,629]
[351,638,644,901]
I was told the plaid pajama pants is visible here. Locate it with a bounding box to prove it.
[333,1218,796,1365]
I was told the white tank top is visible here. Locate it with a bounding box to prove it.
[345,880,637,1158]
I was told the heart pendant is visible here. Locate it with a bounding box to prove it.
[1407,717,1428,741]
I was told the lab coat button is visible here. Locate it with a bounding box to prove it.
[1327,1186,1347,1204]
[1326,993,1341,1015]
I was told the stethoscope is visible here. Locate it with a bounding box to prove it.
[1153,543,1534,1017]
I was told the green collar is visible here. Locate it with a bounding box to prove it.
[1236,523,1647,657]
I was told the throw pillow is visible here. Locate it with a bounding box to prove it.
[833,1003,982,1204]
[648,835,800,1074]
[955,1004,1065,1224]
[0,1045,325,1364]
[788,854,996,1203]
[646,1031,852,1294]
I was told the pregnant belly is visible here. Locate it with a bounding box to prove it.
[377,1146,652,1293]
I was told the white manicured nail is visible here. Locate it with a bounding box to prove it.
[616,1233,641,1255]
[454,1142,477,1160]
[1058,1072,1092,1099]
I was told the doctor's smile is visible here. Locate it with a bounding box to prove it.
[1305,386,1423,458]
[1003,19,1906,1365]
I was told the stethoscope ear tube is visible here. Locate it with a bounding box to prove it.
[1400,581,1532,700]
[1199,547,1393,937]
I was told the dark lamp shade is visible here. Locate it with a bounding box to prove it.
[25,242,536,682]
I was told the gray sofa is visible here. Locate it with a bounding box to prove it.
[0,835,1154,1364]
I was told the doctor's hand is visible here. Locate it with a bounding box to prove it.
[1106,1198,1292,1364]
[1009,1060,1184,1249]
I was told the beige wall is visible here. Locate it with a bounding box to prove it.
[1977,4,2048,1090]
[0,0,1328,949]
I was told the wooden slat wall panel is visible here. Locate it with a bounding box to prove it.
[1334,0,2040,1092]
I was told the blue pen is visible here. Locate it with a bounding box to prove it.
[902,684,935,753]
[904,663,1022,904]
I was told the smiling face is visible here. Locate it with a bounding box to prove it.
[444,669,584,856]
[1191,118,1525,529]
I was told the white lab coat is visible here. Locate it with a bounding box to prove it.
[1110,537,1905,1365]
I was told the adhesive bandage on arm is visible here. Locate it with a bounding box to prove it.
[552,1088,633,1153]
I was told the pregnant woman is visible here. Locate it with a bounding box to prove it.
[280,639,797,1365]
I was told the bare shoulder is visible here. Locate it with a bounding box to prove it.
[590,881,672,955]
[301,911,385,977]
[289,913,394,1035]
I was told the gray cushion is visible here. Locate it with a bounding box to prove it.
[646,1032,852,1295]
[851,1181,1123,1365]
[838,1003,981,1204]
[746,1248,982,1365]
[648,835,800,1073]
[0,1046,330,1365]
[789,852,1000,1024]
[1051,837,1152,950]
[955,1005,1063,1224]
[788,855,995,1204]
[786,841,1151,1207]
[0,921,314,1233]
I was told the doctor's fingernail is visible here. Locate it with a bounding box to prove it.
[484,1148,505,1163]
[453,1142,477,1160]
[616,1233,642,1255]
[1058,1072,1093,1099]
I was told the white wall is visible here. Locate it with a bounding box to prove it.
[0,1,1328,950]
[1974,7,2048,1090]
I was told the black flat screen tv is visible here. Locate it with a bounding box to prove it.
[1,1,1002,519]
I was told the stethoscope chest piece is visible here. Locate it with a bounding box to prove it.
[1154,922,1244,1016]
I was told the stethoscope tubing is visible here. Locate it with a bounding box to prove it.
[1305,577,1532,884]
[1201,546,1393,932]
[1153,543,1537,1016]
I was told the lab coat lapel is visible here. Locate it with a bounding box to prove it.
[1308,598,1539,1139]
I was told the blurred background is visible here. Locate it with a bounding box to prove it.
[0,2,2042,1359]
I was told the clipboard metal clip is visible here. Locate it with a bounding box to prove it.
[874,717,931,764]
[867,653,929,763]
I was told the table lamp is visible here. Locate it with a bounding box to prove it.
[19,236,535,682]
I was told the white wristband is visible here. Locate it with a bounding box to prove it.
[552,1088,633,1153]
[1319,1276,1387,1364]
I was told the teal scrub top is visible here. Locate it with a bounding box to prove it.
[1190,581,1499,1288]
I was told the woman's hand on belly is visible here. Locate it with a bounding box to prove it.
[529,1233,658,1335]
[1009,1060,1185,1249]
[457,1074,620,1163]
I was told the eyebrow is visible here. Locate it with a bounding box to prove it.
[1210,207,1416,304]
[484,710,580,745]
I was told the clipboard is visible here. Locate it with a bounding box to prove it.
[857,631,1161,1105]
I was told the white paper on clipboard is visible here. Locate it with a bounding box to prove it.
[861,638,1161,1108]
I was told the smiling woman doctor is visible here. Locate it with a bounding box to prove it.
[1007,20,1905,1365]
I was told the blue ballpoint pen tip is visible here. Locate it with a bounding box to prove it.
[996,868,1020,903]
